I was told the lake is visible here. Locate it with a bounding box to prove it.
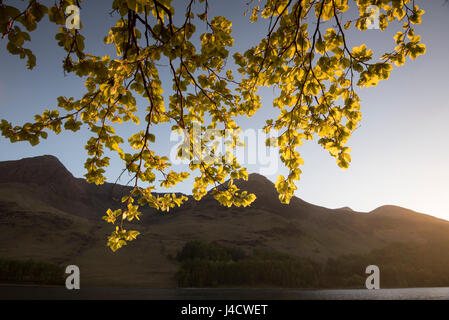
[1,286,449,300]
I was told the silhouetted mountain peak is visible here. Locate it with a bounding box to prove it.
[247,172,273,182]
[0,155,87,200]
[229,172,311,215]
[34,154,60,162]
[231,173,276,199]
[0,155,73,182]
[337,206,354,212]
[370,205,417,216]
[235,172,275,190]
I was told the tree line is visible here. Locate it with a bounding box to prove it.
[0,258,64,285]
[175,240,449,288]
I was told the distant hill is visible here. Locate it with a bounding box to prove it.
[0,155,448,287]
[336,206,354,212]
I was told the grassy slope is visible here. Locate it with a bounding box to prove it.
[1,156,449,287]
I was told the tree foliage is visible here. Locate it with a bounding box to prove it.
[0,258,64,285]
[175,241,449,289]
[0,0,426,251]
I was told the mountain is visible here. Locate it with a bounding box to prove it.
[0,155,448,287]
[336,206,354,212]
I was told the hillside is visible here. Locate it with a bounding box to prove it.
[0,155,448,287]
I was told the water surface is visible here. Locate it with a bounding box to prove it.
[1,286,449,300]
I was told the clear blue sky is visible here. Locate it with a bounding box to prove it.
[1,1,448,220]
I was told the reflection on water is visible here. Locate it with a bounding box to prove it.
[1,286,449,300]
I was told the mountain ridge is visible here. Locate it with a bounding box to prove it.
[0,155,448,287]
[0,155,416,214]
[0,155,439,221]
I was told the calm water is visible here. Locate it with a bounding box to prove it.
[1,286,449,300]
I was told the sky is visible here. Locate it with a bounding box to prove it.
[0,0,448,220]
